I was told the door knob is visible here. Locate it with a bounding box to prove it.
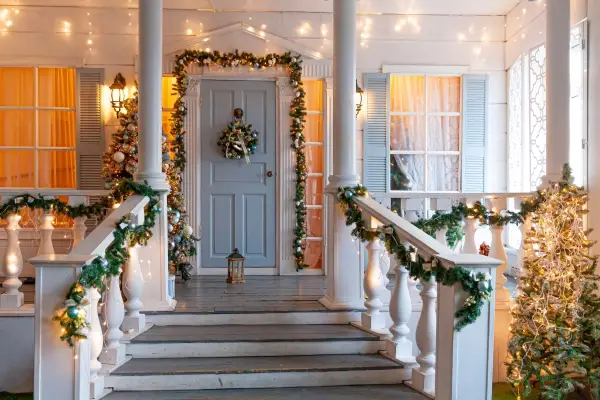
[266,171,273,178]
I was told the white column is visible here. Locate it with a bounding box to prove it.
[1,214,24,308]
[361,238,386,330]
[386,255,414,362]
[136,0,175,311]
[320,0,363,310]
[588,0,600,253]
[543,0,571,183]
[136,0,168,188]
[411,275,437,394]
[490,225,510,383]
[99,273,126,365]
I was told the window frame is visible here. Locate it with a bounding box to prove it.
[388,72,463,195]
[0,65,77,189]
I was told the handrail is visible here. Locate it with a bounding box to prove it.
[71,195,149,256]
[386,191,535,200]
[0,189,110,197]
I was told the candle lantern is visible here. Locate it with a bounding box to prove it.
[226,248,245,284]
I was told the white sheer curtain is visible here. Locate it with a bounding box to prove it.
[390,76,460,192]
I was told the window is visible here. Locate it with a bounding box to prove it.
[389,75,462,194]
[303,79,325,269]
[507,24,587,192]
[0,67,77,188]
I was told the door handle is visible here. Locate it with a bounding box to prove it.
[266,171,274,178]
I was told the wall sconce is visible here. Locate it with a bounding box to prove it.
[109,73,127,118]
[355,80,364,118]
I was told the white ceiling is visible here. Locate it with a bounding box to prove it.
[0,0,522,16]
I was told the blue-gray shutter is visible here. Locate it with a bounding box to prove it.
[363,73,390,201]
[461,74,489,193]
[76,68,104,190]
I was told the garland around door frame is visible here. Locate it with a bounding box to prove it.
[171,49,309,270]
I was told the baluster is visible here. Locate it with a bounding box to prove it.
[38,210,55,256]
[99,270,126,365]
[462,216,478,254]
[379,248,391,309]
[435,227,448,247]
[1,214,24,308]
[88,288,105,398]
[72,217,88,249]
[122,244,146,331]
[361,238,386,331]
[411,272,437,394]
[386,254,414,362]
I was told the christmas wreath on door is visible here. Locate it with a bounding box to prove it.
[217,108,259,163]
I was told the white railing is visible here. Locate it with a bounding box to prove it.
[353,195,503,399]
[28,194,148,400]
[0,190,110,309]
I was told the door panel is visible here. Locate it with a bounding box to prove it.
[201,80,276,268]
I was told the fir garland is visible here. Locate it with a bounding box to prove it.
[171,49,308,269]
[1,180,161,347]
[337,185,493,331]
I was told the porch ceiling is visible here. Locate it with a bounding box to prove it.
[5,0,522,16]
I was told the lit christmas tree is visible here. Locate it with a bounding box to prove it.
[507,165,599,400]
[103,89,198,281]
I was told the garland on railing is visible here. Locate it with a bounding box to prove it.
[338,185,494,331]
[171,49,309,269]
[0,180,161,347]
[52,180,161,347]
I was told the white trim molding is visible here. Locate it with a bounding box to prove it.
[382,65,471,75]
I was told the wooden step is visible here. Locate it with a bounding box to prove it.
[104,384,427,399]
[146,309,362,326]
[104,354,409,391]
[127,324,384,358]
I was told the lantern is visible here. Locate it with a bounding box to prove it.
[109,73,127,118]
[227,248,245,284]
[355,80,364,118]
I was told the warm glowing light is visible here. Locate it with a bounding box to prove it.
[259,30,266,37]
[457,33,466,41]
[113,203,121,209]
[87,39,93,45]
[5,20,12,27]
[246,26,254,32]
[186,28,192,35]
[320,24,328,36]
[203,37,210,42]
[260,24,267,29]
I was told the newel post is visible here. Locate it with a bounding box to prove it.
[29,254,95,400]
[434,253,502,400]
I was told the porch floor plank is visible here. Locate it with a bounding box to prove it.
[103,385,427,399]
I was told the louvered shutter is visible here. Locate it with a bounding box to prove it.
[461,74,489,193]
[363,73,390,202]
[76,68,104,191]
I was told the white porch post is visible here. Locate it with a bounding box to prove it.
[136,0,175,311]
[543,0,571,183]
[320,0,363,310]
[588,0,600,252]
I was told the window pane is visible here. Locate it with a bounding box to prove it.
[304,80,323,111]
[427,116,460,151]
[304,240,323,269]
[38,150,76,188]
[0,67,34,106]
[305,145,323,174]
[427,155,460,191]
[305,176,323,205]
[38,68,76,108]
[162,111,172,138]
[304,114,323,142]
[306,209,323,238]
[529,45,547,190]
[390,76,425,112]
[38,111,76,147]
[390,154,424,191]
[0,110,35,146]
[427,76,461,112]
[0,150,35,187]
[390,115,425,151]
[162,76,177,109]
